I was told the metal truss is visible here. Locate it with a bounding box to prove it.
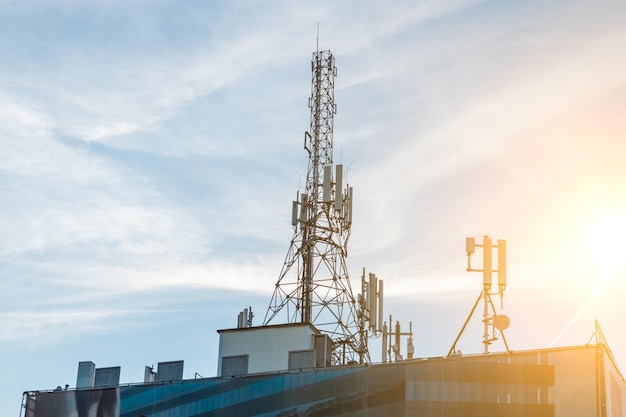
[263,50,367,365]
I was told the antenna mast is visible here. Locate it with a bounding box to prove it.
[448,236,511,356]
[263,50,367,365]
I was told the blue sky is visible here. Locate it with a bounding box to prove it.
[2,0,626,414]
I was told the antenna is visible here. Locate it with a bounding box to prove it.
[450,235,511,356]
[263,50,366,365]
[294,170,301,193]
[316,23,319,52]
[368,273,378,331]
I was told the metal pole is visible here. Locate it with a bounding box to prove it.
[19,392,26,417]
[382,322,388,363]
[487,294,510,353]
[447,291,483,357]
[483,286,490,354]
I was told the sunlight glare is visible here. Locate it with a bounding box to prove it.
[585,212,626,277]
[551,211,626,348]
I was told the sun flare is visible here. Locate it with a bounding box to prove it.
[585,212,626,276]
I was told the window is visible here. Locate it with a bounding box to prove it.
[222,355,249,376]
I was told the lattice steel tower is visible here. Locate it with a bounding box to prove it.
[263,50,367,365]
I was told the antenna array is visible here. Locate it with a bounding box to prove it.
[263,50,367,365]
[449,236,510,356]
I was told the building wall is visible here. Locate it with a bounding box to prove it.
[405,352,555,416]
[217,324,318,376]
[120,366,404,417]
[25,345,626,417]
[604,347,626,417]
[551,346,598,416]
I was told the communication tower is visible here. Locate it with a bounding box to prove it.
[449,236,511,355]
[263,50,367,364]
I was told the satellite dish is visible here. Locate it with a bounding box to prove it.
[494,314,510,331]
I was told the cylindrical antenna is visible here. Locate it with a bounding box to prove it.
[498,239,507,308]
[466,237,475,254]
[347,186,353,223]
[377,279,384,332]
[395,321,401,360]
[323,165,332,203]
[368,273,377,331]
[483,236,492,287]
[291,201,299,227]
[364,270,370,319]
[498,239,507,287]
[334,164,343,211]
[316,23,319,52]
[300,194,308,223]
[381,322,388,363]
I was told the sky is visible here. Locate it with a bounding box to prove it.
[1,0,626,414]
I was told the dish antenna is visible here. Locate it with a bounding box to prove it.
[493,314,510,331]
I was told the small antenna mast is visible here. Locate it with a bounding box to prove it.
[448,236,510,356]
[316,23,319,52]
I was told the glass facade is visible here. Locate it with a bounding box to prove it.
[405,352,555,416]
[24,345,626,417]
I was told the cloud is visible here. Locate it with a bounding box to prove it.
[0,310,130,344]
